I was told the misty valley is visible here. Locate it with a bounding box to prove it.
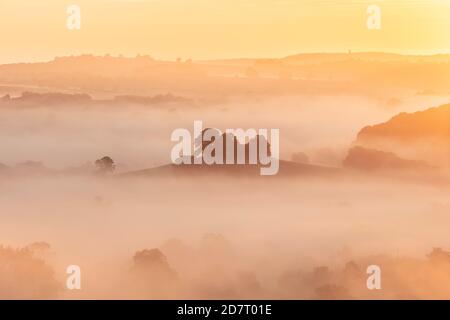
[0,52,449,300]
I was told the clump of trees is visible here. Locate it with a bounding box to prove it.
[95,156,115,174]
[0,243,60,299]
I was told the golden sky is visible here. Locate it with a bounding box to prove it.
[0,0,449,63]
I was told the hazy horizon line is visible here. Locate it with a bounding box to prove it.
[3,50,450,65]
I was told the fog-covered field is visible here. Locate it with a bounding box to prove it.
[0,174,449,299]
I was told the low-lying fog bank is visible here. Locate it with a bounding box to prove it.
[0,174,448,299]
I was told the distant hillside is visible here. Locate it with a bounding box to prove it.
[282,52,450,64]
[343,146,433,172]
[357,104,450,143]
[355,103,450,166]
[1,53,450,96]
[120,128,341,178]
[0,91,194,108]
[119,160,340,179]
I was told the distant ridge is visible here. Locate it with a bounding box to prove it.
[119,160,341,178]
[0,91,194,108]
[1,53,450,95]
[343,146,434,172]
[357,103,450,143]
[354,103,450,167]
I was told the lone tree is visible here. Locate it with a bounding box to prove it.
[95,156,115,174]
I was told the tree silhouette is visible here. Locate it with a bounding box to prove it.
[95,156,115,174]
